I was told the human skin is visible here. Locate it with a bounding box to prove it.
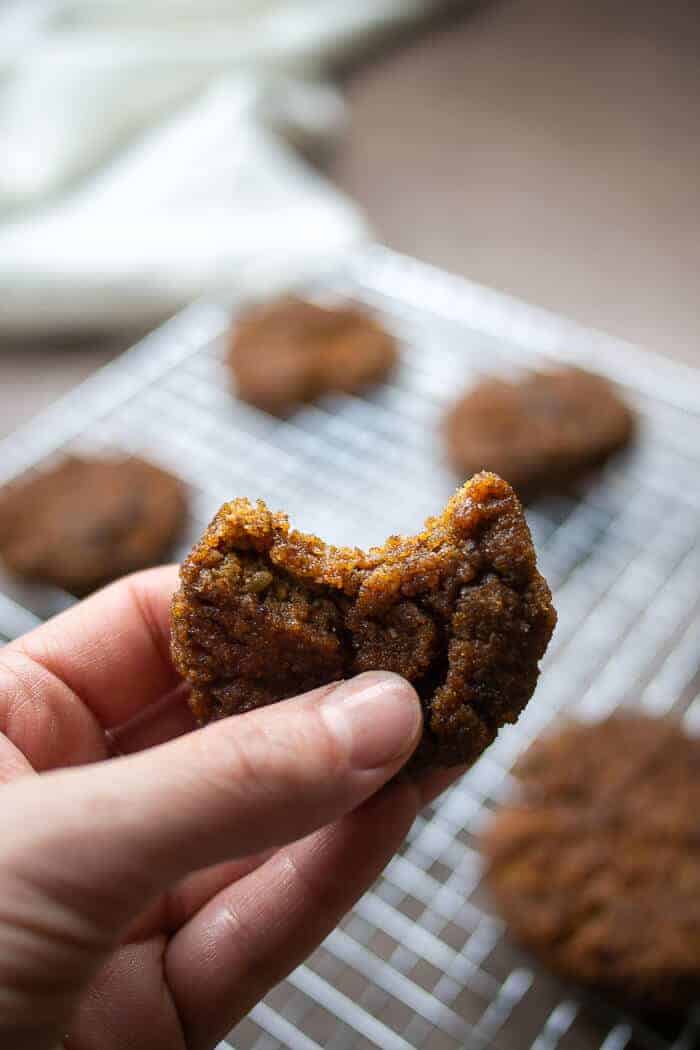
[0,566,463,1050]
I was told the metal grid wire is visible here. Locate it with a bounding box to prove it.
[1,245,699,1049]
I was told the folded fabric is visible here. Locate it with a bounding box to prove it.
[0,0,438,333]
[0,77,368,332]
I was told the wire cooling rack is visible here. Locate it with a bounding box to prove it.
[1,246,699,1049]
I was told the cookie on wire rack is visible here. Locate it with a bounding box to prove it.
[0,456,187,596]
[482,713,700,1014]
[444,367,635,501]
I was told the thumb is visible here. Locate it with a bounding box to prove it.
[0,672,420,1040]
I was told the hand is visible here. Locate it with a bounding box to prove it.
[0,567,463,1050]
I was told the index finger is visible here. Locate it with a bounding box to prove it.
[5,565,181,731]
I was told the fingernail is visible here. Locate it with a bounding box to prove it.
[320,671,422,770]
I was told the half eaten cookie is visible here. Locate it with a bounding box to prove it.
[171,473,556,768]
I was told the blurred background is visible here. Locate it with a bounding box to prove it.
[1,0,699,437]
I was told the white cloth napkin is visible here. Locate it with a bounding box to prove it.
[0,0,437,334]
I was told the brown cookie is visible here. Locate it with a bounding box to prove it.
[0,456,187,596]
[228,296,398,414]
[444,368,635,501]
[171,472,556,769]
[482,714,700,1014]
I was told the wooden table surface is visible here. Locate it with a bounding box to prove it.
[2,0,699,439]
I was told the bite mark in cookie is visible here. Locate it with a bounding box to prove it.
[171,473,556,769]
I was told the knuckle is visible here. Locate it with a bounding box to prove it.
[193,701,348,806]
[0,650,54,737]
[279,846,343,920]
